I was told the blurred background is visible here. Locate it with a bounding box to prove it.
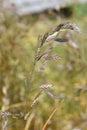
[0,0,87,130]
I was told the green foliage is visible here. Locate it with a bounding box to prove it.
[74,3,87,18]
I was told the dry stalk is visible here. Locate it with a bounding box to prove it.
[42,108,57,130]
[24,112,35,130]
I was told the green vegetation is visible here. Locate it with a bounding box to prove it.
[0,3,87,130]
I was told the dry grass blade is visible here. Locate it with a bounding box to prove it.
[4,102,27,111]
[24,112,35,130]
[42,108,57,130]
